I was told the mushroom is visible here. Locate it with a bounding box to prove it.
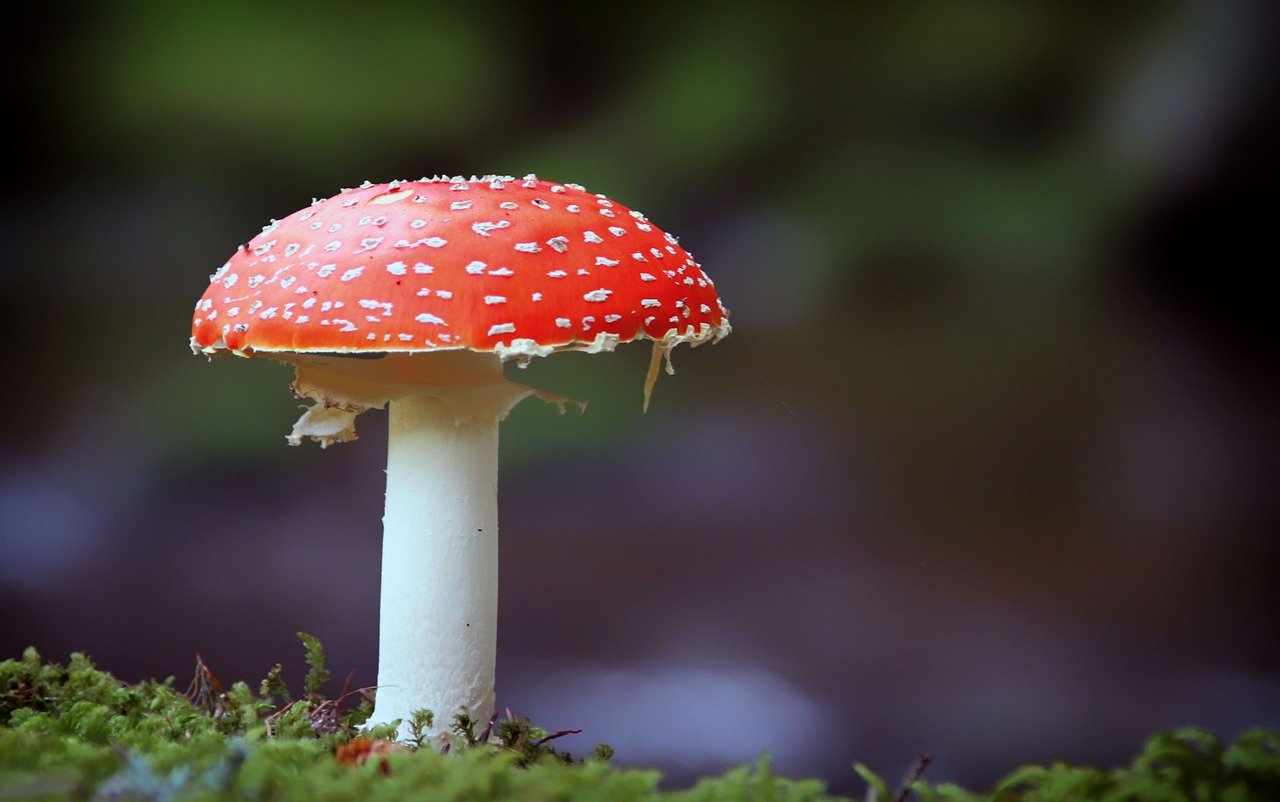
[189,175,730,744]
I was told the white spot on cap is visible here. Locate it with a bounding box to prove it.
[639,272,657,282]
[596,256,620,267]
[317,264,337,278]
[584,231,604,244]
[393,237,444,248]
[650,248,665,259]
[546,236,569,253]
[222,272,239,289]
[484,295,507,305]
[413,262,433,274]
[488,267,515,276]
[531,199,551,210]
[416,313,446,325]
[641,298,661,308]
[532,292,542,301]
[302,298,317,309]
[465,260,487,274]
[472,221,510,236]
[370,188,414,205]
[340,267,365,282]
[451,201,472,210]
[436,290,453,299]
[386,261,408,275]
[584,289,612,302]
[248,274,266,288]
[605,314,622,323]
[555,318,572,328]
[489,322,516,335]
[566,204,581,213]
[500,201,518,210]
[599,208,616,217]
[548,270,567,278]
[410,220,427,229]
[514,242,541,253]
[632,252,647,262]
[608,226,627,237]
[253,241,274,256]
[324,240,342,252]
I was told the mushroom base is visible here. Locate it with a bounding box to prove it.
[369,392,499,744]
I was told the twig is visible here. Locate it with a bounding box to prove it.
[477,710,499,744]
[892,753,931,802]
[531,728,582,747]
[185,653,228,716]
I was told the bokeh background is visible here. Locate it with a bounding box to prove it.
[3,0,1278,793]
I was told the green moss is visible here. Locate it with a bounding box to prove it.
[2,638,1277,801]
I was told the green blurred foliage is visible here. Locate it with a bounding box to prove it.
[61,1,511,175]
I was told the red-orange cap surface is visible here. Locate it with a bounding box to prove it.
[191,175,730,363]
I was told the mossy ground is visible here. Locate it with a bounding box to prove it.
[2,636,1277,801]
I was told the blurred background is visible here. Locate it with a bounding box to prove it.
[3,0,1278,793]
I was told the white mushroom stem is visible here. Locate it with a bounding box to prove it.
[372,392,499,742]
[280,351,545,745]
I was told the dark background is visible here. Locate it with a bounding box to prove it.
[2,1,1278,793]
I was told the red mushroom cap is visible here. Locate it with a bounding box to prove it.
[191,175,730,363]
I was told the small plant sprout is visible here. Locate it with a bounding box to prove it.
[189,175,731,745]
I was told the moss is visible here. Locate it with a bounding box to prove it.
[2,638,1277,801]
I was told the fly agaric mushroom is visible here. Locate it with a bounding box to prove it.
[190,175,729,743]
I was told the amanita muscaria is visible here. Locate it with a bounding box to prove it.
[190,175,730,742]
